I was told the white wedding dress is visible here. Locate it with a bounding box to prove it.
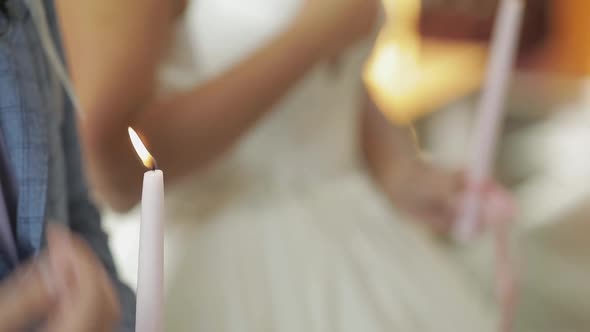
[148,2,496,331]
[30,0,590,330]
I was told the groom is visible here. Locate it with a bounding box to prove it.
[0,0,133,331]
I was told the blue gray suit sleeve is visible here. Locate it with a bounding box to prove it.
[61,105,136,331]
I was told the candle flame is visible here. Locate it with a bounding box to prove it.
[128,127,156,170]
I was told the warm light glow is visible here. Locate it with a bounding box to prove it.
[368,42,421,89]
[128,127,155,170]
[364,0,487,124]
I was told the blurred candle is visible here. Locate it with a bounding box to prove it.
[455,0,524,241]
[129,127,164,332]
[454,3,524,331]
[550,0,590,75]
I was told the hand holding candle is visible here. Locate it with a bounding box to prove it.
[129,128,165,332]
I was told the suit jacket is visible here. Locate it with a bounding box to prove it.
[0,0,135,330]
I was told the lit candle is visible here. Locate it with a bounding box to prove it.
[128,127,164,332]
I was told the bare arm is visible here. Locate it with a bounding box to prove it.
[361,92,463,233]
[55,0,377,211]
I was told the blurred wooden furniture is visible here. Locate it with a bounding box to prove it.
[419,0,590,76]
[545,0,590,75]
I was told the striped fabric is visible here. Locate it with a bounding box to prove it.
[0,129,18,264]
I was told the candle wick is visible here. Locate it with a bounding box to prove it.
[151,158,159,171]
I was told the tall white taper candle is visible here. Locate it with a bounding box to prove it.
[452,2,524,331]
[128,127,165,332]
[136,169,164,332]
[454,0,524,241]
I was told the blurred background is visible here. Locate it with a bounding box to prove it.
[103,0,590,330]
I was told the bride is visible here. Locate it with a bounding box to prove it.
[55,0,503,330]
[161,2,499,331]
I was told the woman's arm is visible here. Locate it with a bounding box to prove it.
[55,0,378,211]
[361,92,463,234]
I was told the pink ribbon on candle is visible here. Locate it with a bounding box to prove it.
[458,177,517,332]
[458,177,516,235]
